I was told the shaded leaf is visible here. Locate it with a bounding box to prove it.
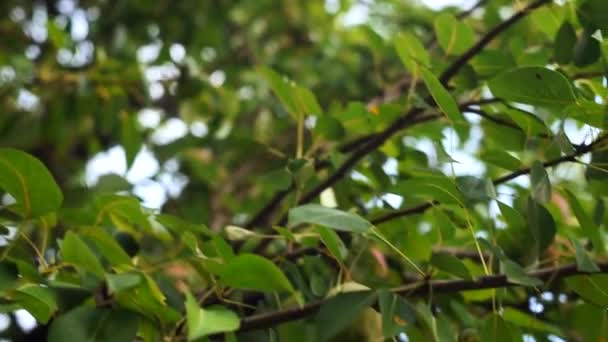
[480,314,519,342]
[567,274,608,307]
[0,263,19,293]
[554,21,576,64]
[563,189,605,254]
[497,201,525,228]
[430,253,472,280]
[120,112,142,169]
[527,198,557,258]
[378,290,416,338]
[315,291,376,341]
[48,306,138,342]
[574,29,601,67]
[502,307,561,335]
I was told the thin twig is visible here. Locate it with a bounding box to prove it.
[292,0,548,216]
[235,261,608,333]
[371,133,608,224]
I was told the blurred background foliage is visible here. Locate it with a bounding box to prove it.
[1,0,608,341]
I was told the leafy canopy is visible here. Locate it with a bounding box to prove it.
[1,0,608,341]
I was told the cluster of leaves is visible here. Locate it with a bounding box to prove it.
[1,0,608,341]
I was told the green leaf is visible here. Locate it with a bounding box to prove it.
[216,254,294,293]
[420,67,464,123]
[258,168,293,194]
[577,0,608,32]
[567,274,608,306]
[15,284,58,324]
[471,50,515,77]
[60,231,105,278]
[571,303,608,342]
[488,67,576,107]
[156,214,212,236]
[574,29,601,67]
[497,201,525,228]
[502,307,561,335]
[394,32,430,73]
[106,273,142,294]
[48,306,138,342]
[504,108,550,136]
[113,232,140,257]
[563,189,605,254]
[288,204,372,233]
[480,150,522,171]
[394,175,465,205]
[315,291,376,341]
[256,77,322,120]
[0,263,19,293]
[478,239,541,286]
[501,258,542,287]
[434,13,475,55]
[120,112,142,169]
[378,290,416,338]
[480,314,519,342]
[0,148,63,218]
[185,292,240,340]
[587,150,608,181]
[530,5,564,38]
[456,176,496,204]
[563,100,608,129]
[316,226,348,261]
[143,274,166,305]
[530,161,551,204]
[430,253,472,279]
[94,195,150,230]
[571,238,600,272]
[527,198,557,259]
[554,21,576,64]
[82,229,133,266]
[555,129,575,155]
[295,86,323,116]
[259,66,299,119]
[93,174,132,194]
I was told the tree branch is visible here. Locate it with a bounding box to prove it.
[246,0,549,235]
[339,98,502,154]
[438,0,551,84]
[289,0,549,216]
[242,2,526,230]
[371,133,608,225]
[237,261,608,333]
